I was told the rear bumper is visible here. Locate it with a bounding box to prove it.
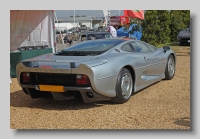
[177,38,190,44]
[21,84,111,103]
[16,61,117,99]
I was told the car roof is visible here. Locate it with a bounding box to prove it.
[110,37,138,41]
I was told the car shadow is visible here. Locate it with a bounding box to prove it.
[10,90,110,110]
[173,117,190,128]
[10,81,165,110]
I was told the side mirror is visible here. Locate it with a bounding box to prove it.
[163,46,170,52]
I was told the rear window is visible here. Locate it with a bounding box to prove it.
[87,33,113,40]
[62,39,125,52]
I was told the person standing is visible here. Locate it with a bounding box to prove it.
[68,36,73,46]
[107,26,117,37]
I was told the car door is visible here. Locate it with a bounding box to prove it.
[120,42,148,87]
[129,41,164,87]
[142,41,166,75]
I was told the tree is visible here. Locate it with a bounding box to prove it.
[123,10,190,45]
[156,10,171,44]
[170,10,190,42]
[141,10,160,45]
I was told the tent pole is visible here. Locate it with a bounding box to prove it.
[54,11,65,49]
[52,10,57,53]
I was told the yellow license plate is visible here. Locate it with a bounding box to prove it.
[39,85,64,92]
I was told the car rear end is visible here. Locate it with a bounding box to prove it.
[16,60,112,103]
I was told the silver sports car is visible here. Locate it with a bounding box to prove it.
[16,38,176,104]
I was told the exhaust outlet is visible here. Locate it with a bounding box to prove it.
[86,92,93,98]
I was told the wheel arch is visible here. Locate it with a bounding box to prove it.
[169,52,176,67]
[122,65,136,92]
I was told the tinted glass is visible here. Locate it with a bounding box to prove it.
[62,39,125,52]
[121,43,134,52]
[87,33,113,40]
[185,28,190,31]
[129,41,151,53]
[142,42,157,51]
[81,35,87,41]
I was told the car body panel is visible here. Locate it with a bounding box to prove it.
[16,39,176,103]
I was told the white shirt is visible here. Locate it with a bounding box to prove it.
[107,26,117,37]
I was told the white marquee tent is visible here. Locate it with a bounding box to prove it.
[10,10,56,53]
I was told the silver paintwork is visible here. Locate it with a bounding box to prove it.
[16,39,176,103]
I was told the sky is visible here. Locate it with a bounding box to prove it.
[55,10,124,18]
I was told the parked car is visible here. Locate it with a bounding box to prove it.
[177,27,190,46]
[63,35,73,44]
[16,38,176,104]
[66,27,81,34]
[56,28,66,34]
[76,31,113,42]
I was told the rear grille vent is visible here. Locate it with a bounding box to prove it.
[35,73,76,86]
[21,73,76,86]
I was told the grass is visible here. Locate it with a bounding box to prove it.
[155,42,190,53]
[156,42,180,48]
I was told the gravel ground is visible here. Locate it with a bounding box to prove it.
[10,46,190,129]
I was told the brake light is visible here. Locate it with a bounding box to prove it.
[22,72,31,82]
[76,74,90,85]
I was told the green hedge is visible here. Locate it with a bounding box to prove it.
[10,48,53,78]
[125,10,190,46]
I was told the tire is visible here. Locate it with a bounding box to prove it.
[164,55,175,80]
[111,68,133,104]
[22,88,52,99]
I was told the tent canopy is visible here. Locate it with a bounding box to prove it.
[117,24,142,40]
[10,10,55,52]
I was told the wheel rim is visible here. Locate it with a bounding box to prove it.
[168,56,175,77]
[120,73,133,99]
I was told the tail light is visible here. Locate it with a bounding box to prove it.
[76,74,90,86]
[22,72,31,83]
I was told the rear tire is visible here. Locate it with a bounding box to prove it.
[111,68,133,104]
[164,55,175,80]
